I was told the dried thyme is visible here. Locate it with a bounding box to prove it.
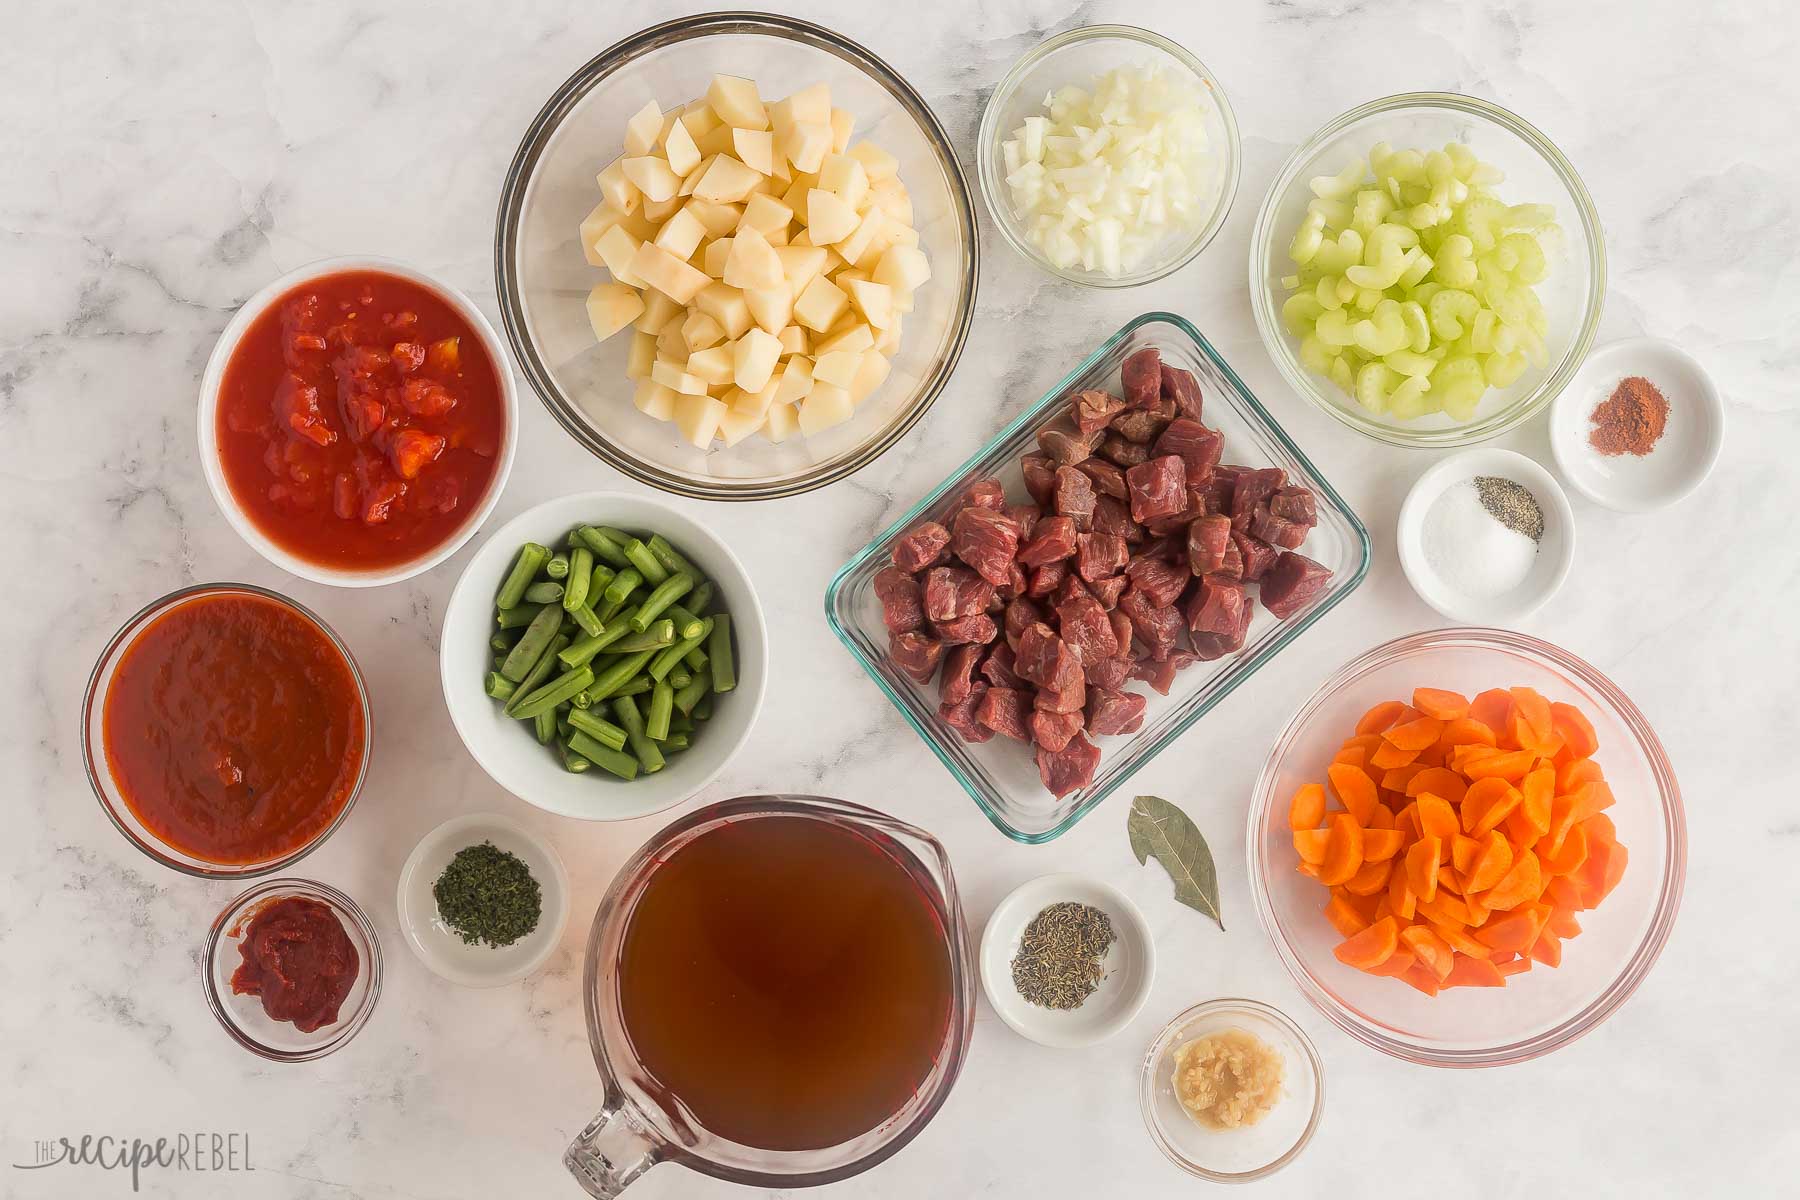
[1011,901,1116,1010]
[433,841,542,948]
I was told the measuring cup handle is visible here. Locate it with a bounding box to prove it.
[564,1104,661,1197]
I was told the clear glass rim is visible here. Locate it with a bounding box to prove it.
[1246,626,1687,1067]
[975,23,1243,289]
[202,876,385,1063]
[580,793,976,1186]
[824,312,1373,844]
[80,582,373,880]
[1246,91,1607,448]
[1137,997,1325,1182]
[493,10,979,501]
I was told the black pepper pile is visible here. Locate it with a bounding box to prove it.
[1474,475,1544,542]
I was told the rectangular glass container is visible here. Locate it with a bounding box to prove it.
[825,314,1371,843]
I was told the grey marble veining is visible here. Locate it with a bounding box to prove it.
[3,1,1797,1197]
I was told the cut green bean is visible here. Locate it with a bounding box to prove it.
[571,689,593,709]
[545,552,570,580]
[687,580,714,615]
[589,563,616,602]
[511,664,595,720]
[563,547,593,613]
[523,580,565,604]
[664,603,706,641]
[567,603,604,638]
[496,543,548,609]
[571,734,640,780]
[611,695,665,774]
[631,572,694,632]
[684,644,708,671]
[668,711,693,736]
[708,613,736,694]
[490,630,519,653]
[534,708,557,745]
[574,525,632,568]
[557,740,592,773]
[602,567,642,608]
[623,538,671,585]
[662,732,690,752]
[668,667,693,690]
[496,603,541,630]
[611,675,652,699]
[693,693,713,720]
[647,534,702,581]
[505,632,570,713]
[650,616,711,682]
[587,648,657,704]
[604,620,674,654]
[673,672,711,716]
[566,707,629,751]
[561,605,640,667]
[501,604,564,682]
[485,672,518,701]
[646,679,674,740]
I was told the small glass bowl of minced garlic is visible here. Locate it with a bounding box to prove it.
[1138,998,1324,1181]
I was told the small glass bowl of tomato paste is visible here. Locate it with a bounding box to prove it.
[204,878,383,1062]
[200,257,518,587]
[82,583,371,878]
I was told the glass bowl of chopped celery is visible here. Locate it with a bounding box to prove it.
[978,25,1241,288]
[1249,93,1605,448]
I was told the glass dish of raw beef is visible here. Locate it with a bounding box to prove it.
[826,314,1370,843]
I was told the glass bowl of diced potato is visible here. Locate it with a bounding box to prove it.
[496,12,979,500]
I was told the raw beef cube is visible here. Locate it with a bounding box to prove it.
[1000,560,1028,602]
[1231,466,1286,520]
[939,643,984,705]
[977,687,1032,740]
[1109,609,1135,657]
[1153,419,1222,485]
[1015,622,1075,688]
[1159,364,1204,421]
[1056,593,1119,664]
[1053,572,1094,609]
[1126,456,1188,524]
[1036,733,1102,797]
[1076,457,1128,500]
[1121,346,1162,408]
[1119,586,1182,660]
[1086,689,1148,736]
[1100,433,1151,468]
[951,506,1020,586]
[1037,421,1100,466]
[1110,398,1175,444]
[1027,560,1069,598]
[1021,454,1059,506]
[892,521,949,573]
[874,566,924,634]
[1202,465,1240,515]
[1270,485,1317,526]
[1030,707,1085,753]
[1092,494,1140,542]
[1260,551,1334,620]
[1209,533,1245,583]
[959,478,1008,511]
[1075,532,1128,581]
[939,682,994,743]
[1090,574,1128,608]
[1034,653,1088,713]
[1008,503,1041,542]
[1132,649,1198,694]
[1250,506,1308,550]
[889,631,942,683]
[1054,465,1097,531]
[932,611,997,646]
[1187,513,1233,576]
[1087,653,1132,691]
[1072,389,1126,434]
[1018,515,1079,569]
[1124,555,1188,607]
[982,642,1027,689]
[923,565,992,622]
[1144,488,1207,537]
[1232,530,1278,582]
[1004,597,1042,648]
[1185,575,1247,639]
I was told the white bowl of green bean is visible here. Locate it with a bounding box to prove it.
[440,491,766,821]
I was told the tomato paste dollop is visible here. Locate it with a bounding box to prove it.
[230,896,360,1033]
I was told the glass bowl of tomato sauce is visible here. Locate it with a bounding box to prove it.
[81,583,372,878]
[199,256,519,587]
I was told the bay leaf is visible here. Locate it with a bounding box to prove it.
[1128,795,1224,930]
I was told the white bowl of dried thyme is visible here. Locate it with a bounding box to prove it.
[979,873,1156,1049]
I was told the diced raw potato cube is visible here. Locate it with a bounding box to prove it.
[733,327,782,392]
[845,279,895,329]
[635,287,681,334]
[763,400,800,442]
[622,156,682,204]
[672,392,728,447]
[775,245,828,294]
[832,267,870,290]
[679,103,720,140]
[888,285,915,316]
[686,345,735,386]
[829,108,854,153]
[732,128,774,175]
[763,224,791,247]
[835,210,885,266]
[776,325,810,357]
[626,330,656,379]
[772,354,814,405]
[652,359,709,395]
[695,123,737,158]
[785,83,831,126]
[642,194,681,224]
[850,349,891,402]
[663,118,702,177]
[818,154,870,212]
[630,242,710,303]
[814,321,873,357]
[706,75,769,130]
[654,312,687,357]
[701,237,734,279]
[739,193,793,235]
[870,179,912,224]
[805,189,860,245]
[798,382,853,435]
[779,176,812,214]
[847,140,899,183]
[874,244,930,294]
[694,282,752,339]
[585,283,643,342]
[716,402,766,447]
[723,226,784,291]
[684,199,742,237]
[693,155,764,204]
[812,348,862,389]
[678,154,715,198]
[624,100,664,156]
[793,274,850,331]
[785,121,832,173]
[595,225,646,287]
[579,203,618,268]
[597,161,641,218]
[874,316,903,355]
[681,309,725,352]
[744,283,792,336]
[634,379,678,420]
[653,207,707,260]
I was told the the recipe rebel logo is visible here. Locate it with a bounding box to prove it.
[11,1131,253,1192]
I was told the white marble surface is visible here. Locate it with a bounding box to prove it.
[4,1,1796,1196]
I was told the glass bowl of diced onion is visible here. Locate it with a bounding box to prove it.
[1248,94,1606,448]
[976,25,1241,288]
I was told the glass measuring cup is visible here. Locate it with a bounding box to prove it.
[564,795,976,1194]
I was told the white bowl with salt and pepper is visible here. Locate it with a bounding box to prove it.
[980,873,1156,1049]
[1397,448,1575,624]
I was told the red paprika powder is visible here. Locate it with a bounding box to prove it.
[1589,376,1669,457]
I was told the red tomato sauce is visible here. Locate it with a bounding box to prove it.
[101,591,366,865]
[230,896,360,1032]
[216,269,505,571]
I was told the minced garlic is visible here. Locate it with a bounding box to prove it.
[1170,1027,1284,1130]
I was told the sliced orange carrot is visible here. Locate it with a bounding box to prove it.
[1437,717,1498,750]
[1544,874,1584,913]
[1365,802,1397,831]
[1324,892,1371,937]
[1369,739,1421,770]
[1405,836,1441,904]
[1478,850,1543,912]
[1334,916,1400,969]
[1392,800,1420,840]
[1575,837,1628,907]
[1327,763,1380,826]
[1461,889,1491,926]
[1469,688,1513,735]
[1317,813,1364,886]
[1462,777,1520,835]
[1546,906,1582,939]
[1463,748,1537,782]
[1450,743,1503,773]
[1411,687,1471,721]
[1581,811,1618,845]
[1343,857,1393,896]
[1432,923,1493,959]
[1384,716,1446,752]
[1442,955,1506,988]
[1401,962,1443,996]
[1494,955,1533,978]
[1417,889,1473,928]
[1288,783,1327,831]
[1465,830,1514,894]
[1556,757,1603,794]
[1400,924,1455,981]
[1508,687,1554,744]
[1331,744,1367,769]
[1381,763,1427,793]
[1540,822,1589,876]
[1549,700,1599,758]
[1473,910,1537,954]
[1361,827,1405,862]
[1415,792,1459,840]
[1405,766,1469,805]
[1528,931,1562,968]
[1450,833,1481,875]
[1292,828,1331,865]
[1355,700,1407,735]
[1386,861,1417,920]
[1367,945,1417,978]
[1545,783,1608,857]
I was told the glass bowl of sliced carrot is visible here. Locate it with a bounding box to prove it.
[1248,627,1685,1067]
